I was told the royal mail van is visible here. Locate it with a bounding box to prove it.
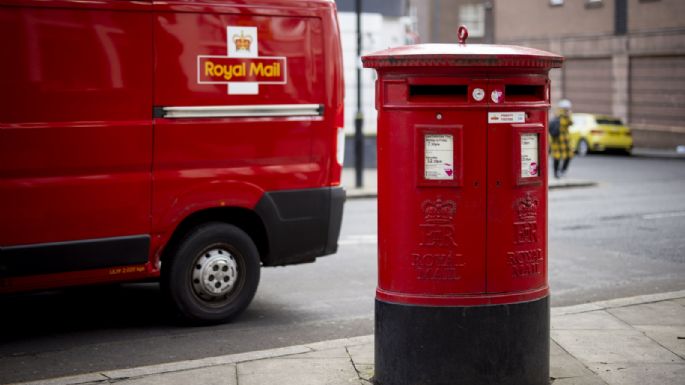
[0,0,345,323]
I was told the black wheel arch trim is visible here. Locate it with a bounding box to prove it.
[255,186,345,266]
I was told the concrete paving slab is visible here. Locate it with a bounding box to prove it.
[551,329,682,364]
[552,310,631,330]
[608,301,685,327]
[303,335,373,352]
[284,347,350,359]
[593,291,685,310]
[237,356,361,385]
[634,325,685,358]
[346,343,373,366]
[671,297,685,307]
[552,291,685,317]
[632,148,685,160]
[353,364,374,383]
[8,373,109,385]
[549,179,598,190]
[113,365,237,385]
[552,375,608,385]
[552,303,605,316]
[551,340,596,380]
[100,344,311,381]
[590,363,685,385]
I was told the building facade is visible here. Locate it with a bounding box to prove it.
[336,0,411,136]
[409,0,495,43]
[494,0,685,148]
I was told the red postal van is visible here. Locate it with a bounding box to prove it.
[0,0,345,323]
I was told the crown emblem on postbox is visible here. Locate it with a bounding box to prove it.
[517,194,539,222]
[233,31,253,51]
[421,197,457,224]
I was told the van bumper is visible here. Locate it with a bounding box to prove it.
[255,186,345,266]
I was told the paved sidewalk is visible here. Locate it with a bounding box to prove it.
[12,290,685,385]
[342,168,597,199]
[632,147,685,160]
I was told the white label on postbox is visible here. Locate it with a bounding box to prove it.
[425,134,454,180]
[488,111,525,124]
[521,133,539,178]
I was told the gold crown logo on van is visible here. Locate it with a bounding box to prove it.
[233,31,253,51]
[197,26,287,95]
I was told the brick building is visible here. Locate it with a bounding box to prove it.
[496,0,685,148]
[409,0,494,43]
[411,0,685,148]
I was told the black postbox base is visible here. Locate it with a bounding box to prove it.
[374,296,549,385]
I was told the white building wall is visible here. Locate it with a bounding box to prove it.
[338,12,409,136]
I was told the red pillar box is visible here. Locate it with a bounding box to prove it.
[362,27,563,385]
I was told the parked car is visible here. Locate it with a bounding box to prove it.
[568,113,633,156]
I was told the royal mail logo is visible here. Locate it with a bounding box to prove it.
[233,31,252,51]
[197,26,287,95]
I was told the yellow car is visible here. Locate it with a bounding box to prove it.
[568,113,633,156]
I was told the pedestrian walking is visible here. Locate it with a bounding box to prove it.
[550,99,573,178]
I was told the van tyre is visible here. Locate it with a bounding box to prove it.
[162,222,260,324]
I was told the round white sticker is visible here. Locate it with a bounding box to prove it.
[472,88,485,101]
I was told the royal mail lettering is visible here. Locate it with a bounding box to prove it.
[507,248,544,278]
[411,252,463,281]
[199,57,285,83]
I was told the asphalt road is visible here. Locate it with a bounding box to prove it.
[548,153,685,305]
[1,154,684,384]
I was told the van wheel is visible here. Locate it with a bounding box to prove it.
[162,223,260,324]
[576,139,589,156]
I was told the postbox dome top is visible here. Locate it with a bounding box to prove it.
[362,43,563,69]
[362,27,563,70]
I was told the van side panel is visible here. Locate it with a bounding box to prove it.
[0,0,344,293]
[0,2,153,280]
[314,4,345,187]
[152,6,329,239]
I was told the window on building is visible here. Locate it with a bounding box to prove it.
[615,0,627,35]
[549,0,564,6]
[458,3,485,38]
[585,0,603,8]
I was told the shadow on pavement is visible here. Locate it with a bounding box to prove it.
[0,283,170,342]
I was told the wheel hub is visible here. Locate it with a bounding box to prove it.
[192,248,238,299]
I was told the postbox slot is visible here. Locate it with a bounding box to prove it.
[409,85,467,101]
[505,85,545,102]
